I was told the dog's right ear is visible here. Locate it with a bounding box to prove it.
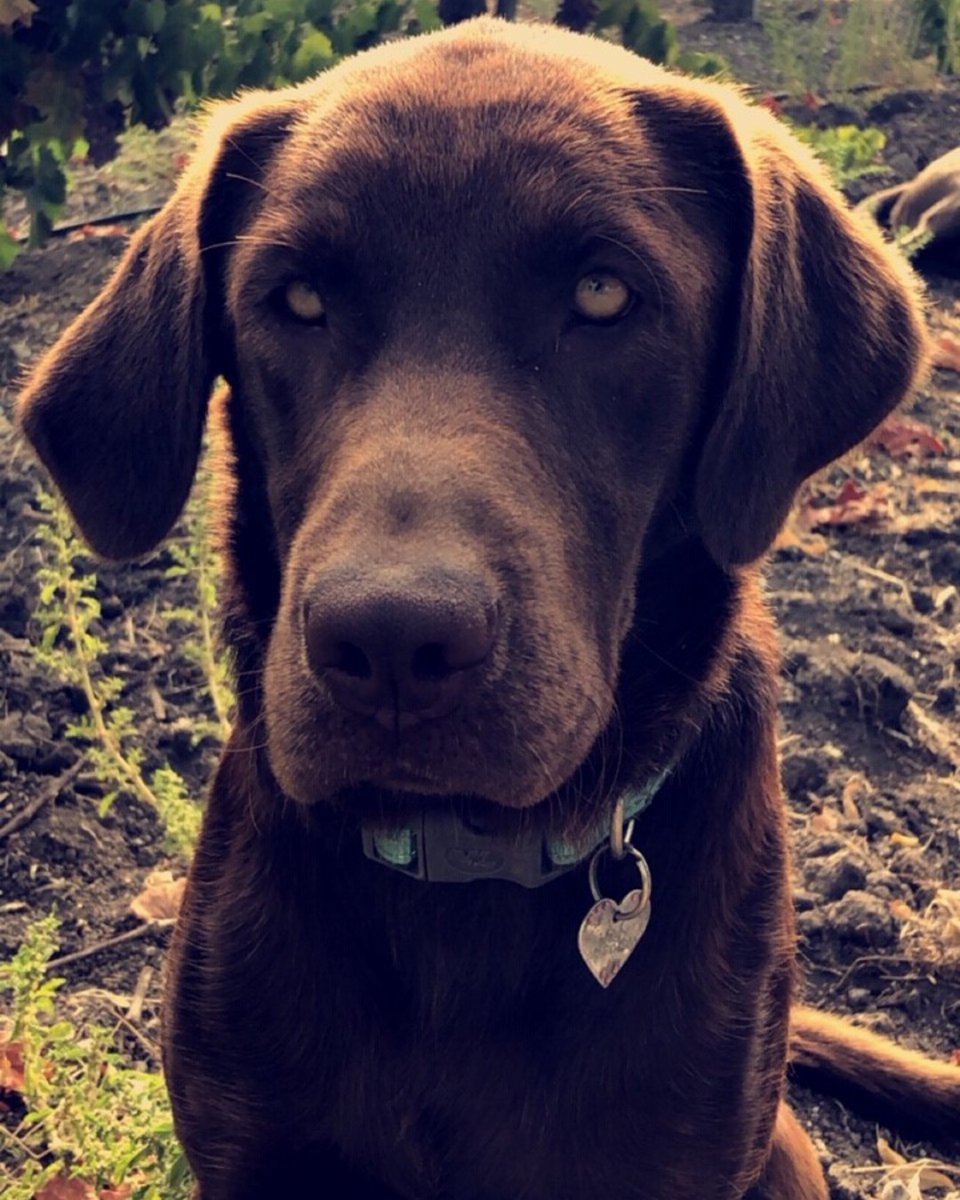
[17,91,301,561]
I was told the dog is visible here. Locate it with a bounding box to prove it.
[859,146,960,274]
[18,18,960,1200]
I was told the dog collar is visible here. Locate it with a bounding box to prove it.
[360,768,670,888]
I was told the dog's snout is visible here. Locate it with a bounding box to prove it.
[304,566,499,727]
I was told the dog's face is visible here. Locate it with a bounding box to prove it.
[18,21,925,814]
[238,50,731,808]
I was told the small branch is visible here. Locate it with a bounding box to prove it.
[0,760,83,842]
[46,920,175,971]
[126,964,153,1024]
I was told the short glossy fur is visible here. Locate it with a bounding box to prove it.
[19,20,960,1199]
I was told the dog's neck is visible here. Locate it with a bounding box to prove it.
[360,769,671,887]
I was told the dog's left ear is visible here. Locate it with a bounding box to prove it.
[17,90,301,561]
[646,87,928,566]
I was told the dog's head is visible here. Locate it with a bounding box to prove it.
[19,20,926,814]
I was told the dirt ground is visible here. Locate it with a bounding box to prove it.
[1,10,959,1197]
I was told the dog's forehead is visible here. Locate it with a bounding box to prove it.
[264,38,669,247]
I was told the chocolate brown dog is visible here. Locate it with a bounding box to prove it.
[18,19,960,1200]
[859,146,960,273]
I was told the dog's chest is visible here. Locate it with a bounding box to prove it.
[284,884,749,1200]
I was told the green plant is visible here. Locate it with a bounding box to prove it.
[0,0,441,258]
[591,0,729,72]
[162,459,234,744]
[759,0,934,98]
[759,0,830,96]
[0,915,192,1200]
[918,0,960,72]
[793,123,888,188]
[893,222,935,258]
[832,0,929,91]
[32,490,201,857]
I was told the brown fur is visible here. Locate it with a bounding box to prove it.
[860,146,960,273]
[17,19,957,1200]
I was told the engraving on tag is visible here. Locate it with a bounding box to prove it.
[577,892,651,988]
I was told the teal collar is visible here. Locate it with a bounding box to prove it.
[360,768,670,888]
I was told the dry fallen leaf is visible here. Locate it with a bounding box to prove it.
[880,1162,960,1197]
[867,417,946,461]
[913,475,960,497]
[926,889,960,953]
[802,479,889,529]
[890,831,920,849]
[773,521,828,557]
[0,0,37,31]
[63,224,128,243]
[877,1134,909,1166]
[0,1030,25,1093]
[932,332,960,372]
[130,871,186,922]
[36,1178,98,1200]
[810,808,841,833]
[898,888,960,968]
[913,1166,959,1191]
[841,773,872,821]
[888,899,916,923]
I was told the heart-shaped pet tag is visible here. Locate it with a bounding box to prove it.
[577,890,651,988]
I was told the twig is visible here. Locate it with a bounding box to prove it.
[831,952,912,992]
[849,1161,960,1176]
[46,920,175,971]
[127,964,153,1024]
[847,560,913,605]
[0,760,83,842]
[12,205,161,244]
[117,1012,161,1062]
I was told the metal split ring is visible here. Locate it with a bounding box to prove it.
[587,839,652,918]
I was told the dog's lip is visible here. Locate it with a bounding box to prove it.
[369,768,445,791]
[338,784,550,844]
[337,779,505,821]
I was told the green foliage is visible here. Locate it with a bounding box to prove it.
[591,0,728,73]
[793,123,888,187]
[918,0,960,72]
[760,0,935,97]
[0,0,441,248]
[830,0,928,92]
[162,458,234,744]
[760,0,830,96]
[893,222,935,258]
[0,915,192,1200]
[32,490,201,857]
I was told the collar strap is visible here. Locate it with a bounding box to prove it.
[361,768,670,888]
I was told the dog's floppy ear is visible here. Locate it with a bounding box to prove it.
[657,90,928,566]
[17,91,301,561]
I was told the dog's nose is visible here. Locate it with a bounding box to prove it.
[303,567,498,727]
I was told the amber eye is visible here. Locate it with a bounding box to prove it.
[284,280,325,323]
[573,272,632,322]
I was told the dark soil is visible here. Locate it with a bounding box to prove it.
[1,15,959,1197]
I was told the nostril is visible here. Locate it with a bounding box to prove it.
[303,595,373,679]
[412,642,452,682]
[332,641,372,679]
[303,575,500,719]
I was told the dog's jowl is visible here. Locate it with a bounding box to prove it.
[18,18,960,1200]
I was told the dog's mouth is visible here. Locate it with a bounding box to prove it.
[338,781,528,830]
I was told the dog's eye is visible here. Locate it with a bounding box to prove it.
[284,280,326,323]
[573,272,632,322]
